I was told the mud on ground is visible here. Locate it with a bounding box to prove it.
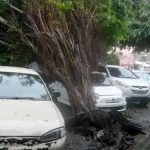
[57,102,150,150]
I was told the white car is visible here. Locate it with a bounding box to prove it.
[0,66,66,149]
[91,72,126,111]
[98,65,150,105]
[49,72,126,112]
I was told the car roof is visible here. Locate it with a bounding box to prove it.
[99,64,124,68]
[106,65,124,68]
[0,66,38,75]
[91,71,102,74]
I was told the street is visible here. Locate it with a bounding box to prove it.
[126,103,150,150]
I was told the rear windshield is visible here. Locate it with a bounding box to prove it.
[91,73,111,86]
[108,67,137,79]
[0,72,50,101]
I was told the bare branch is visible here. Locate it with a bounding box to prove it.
[0,16,8,25]
[0,40,10,46]
[9,4,24,14]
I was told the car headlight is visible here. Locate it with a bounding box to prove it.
[40,127,65,143]
[116,81,128,88]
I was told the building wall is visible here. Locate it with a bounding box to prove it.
[115,47,135,69]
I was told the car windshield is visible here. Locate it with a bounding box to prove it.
[0,72,50,101]
[134,72,150,81]
[91,73,111,86]
[108,67,138,79]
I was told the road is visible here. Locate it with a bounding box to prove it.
[126,103,150,150]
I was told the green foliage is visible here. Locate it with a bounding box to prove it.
[85,0,135,45]
[0,0,32,66]
[130,0,150,49]
[102,53,119,65]
[56,1,73,12]
[0,0,149,67]
[0,47,11,65]
[45,0,73,12]
[0,0,8,15]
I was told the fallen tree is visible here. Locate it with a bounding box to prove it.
[12,0,102,116]
[0,1,146,149]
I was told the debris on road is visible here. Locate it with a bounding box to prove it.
[65,110,144,150]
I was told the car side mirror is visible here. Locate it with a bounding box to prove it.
[51,91,61,101]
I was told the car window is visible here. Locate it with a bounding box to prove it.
[91,73,111,86]
[98,66,108,76]
[108,67,138,79]
[0,72,50,100]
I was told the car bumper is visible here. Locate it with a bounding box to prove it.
[96,97,127,112]
[126,97,150,103]
[119,86,150,98]
[96,104,126,112]
[0,136,66,150]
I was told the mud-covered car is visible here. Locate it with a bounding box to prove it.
[0,66,66,149]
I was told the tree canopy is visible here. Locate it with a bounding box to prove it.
[130,0,150,50]
[1,0,149,66]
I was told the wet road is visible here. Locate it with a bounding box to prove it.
[126,103,150,150]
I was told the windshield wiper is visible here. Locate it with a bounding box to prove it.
[0,96,36,100]
[100,84,110,86]
[12,97,37,100]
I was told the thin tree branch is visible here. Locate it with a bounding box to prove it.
[0,16,8,25]
[9,4,24,14]
[0,40,10,46]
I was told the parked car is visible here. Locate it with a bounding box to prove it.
[98,65,150,105]
[0,66,66,149]
[49,72,126,112]
[91,72,126,111]
[132,70,150,84]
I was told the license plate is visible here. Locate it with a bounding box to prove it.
[106,99,120,103]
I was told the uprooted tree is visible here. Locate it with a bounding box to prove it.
[0,0,139,116]
[13,0,101,115]
[0,3,147,148]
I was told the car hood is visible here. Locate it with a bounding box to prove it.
[0,99,62,136]
[113,77,149,87]
[93,86,122,96]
